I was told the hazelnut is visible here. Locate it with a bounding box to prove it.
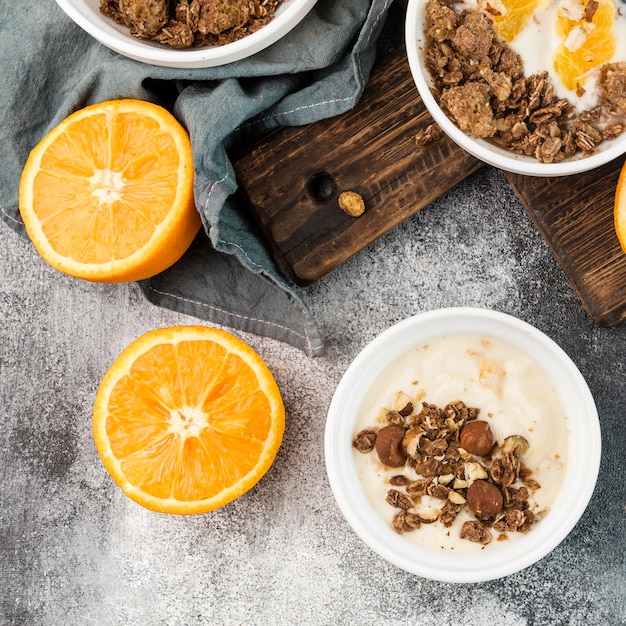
[466,479,504,519]
[500,434,529,455]
[459,420,494,456]
[375,425,407,467]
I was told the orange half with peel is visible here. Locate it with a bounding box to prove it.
[92,326,285,514]
[18,99,201,283]
[614,160,626,254]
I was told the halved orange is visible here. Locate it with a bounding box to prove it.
[488,0,545,43]
[614,160,626,254]
[18,99,201,283]
[92,326,285,514]
[553,0,616,91]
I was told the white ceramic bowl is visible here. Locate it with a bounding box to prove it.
[405,0,626,176]
[55,0,317,68]
[325,307,601,583]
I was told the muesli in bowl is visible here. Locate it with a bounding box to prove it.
[54,0,318,68]
[406,0,626,175]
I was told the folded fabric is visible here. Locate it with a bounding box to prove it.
[0,0,394,356]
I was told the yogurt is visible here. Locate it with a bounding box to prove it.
[458,0,626,110]
[352,334,569,553]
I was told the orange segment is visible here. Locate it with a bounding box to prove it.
[553,0,616,91]
[93,326,285,514]
[614,160,626,254]
[487,0,545,43]
[18,99,201,282]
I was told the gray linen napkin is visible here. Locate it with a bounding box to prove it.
[0,0,394,356]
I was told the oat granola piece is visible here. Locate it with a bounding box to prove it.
[452,10,494,59]
[460,520,492,545]
[101,0,169,37]
[352,429,377,454]
[425,0,459,42]
[599,63,626,115]
[440,82,497,138]
[338,191,365,217]
[386,489,415,510]
[415,123,444,148]
[157,20,195,48]
[197,0,250,35]
[392,510,423,534]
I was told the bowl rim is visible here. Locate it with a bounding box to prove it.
[54,0,318,68]
[324,307,601,583]
[404,0,626,176]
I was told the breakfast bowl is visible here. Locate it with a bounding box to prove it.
[325,307,601,583]
[405,0,626,176]
[54,0,318,68]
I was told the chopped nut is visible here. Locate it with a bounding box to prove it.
[393,392,414,416]
[385,410,405,426]
[402,426,425,459]
[375,425,407,467]
[500,435,529,455]
[464,461,488,483]
[448,490,467,505]
[438,473,455,485]
[338,191,365,217]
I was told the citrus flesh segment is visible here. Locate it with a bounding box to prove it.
[615,161,626,254]
[553,0,616,91]
[488,0,545,43]
[18,99,201,283]
[92,326,285,514]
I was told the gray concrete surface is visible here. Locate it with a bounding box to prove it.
[1,164,624,625]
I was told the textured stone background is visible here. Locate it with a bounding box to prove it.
[1,3,626,623]
[2,164,625,625]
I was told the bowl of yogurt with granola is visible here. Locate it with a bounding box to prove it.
[55,0,318,68]
[406,0,626,175]
[324,308,601,582]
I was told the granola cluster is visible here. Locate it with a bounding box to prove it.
[423,0,626,163]
[100,0,283,48]
[353,398,544,546]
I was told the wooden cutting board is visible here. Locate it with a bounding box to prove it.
[232,45,626,327]
[506,159,626,327]
[232,45,483,284]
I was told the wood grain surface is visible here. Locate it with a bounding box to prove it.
[505,157,626,327]
[233,45,482,285]
[232,41,626,327]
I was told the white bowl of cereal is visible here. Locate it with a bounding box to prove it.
[325,307,601,583]
[405,0,626,176]
[55,0,317,68]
